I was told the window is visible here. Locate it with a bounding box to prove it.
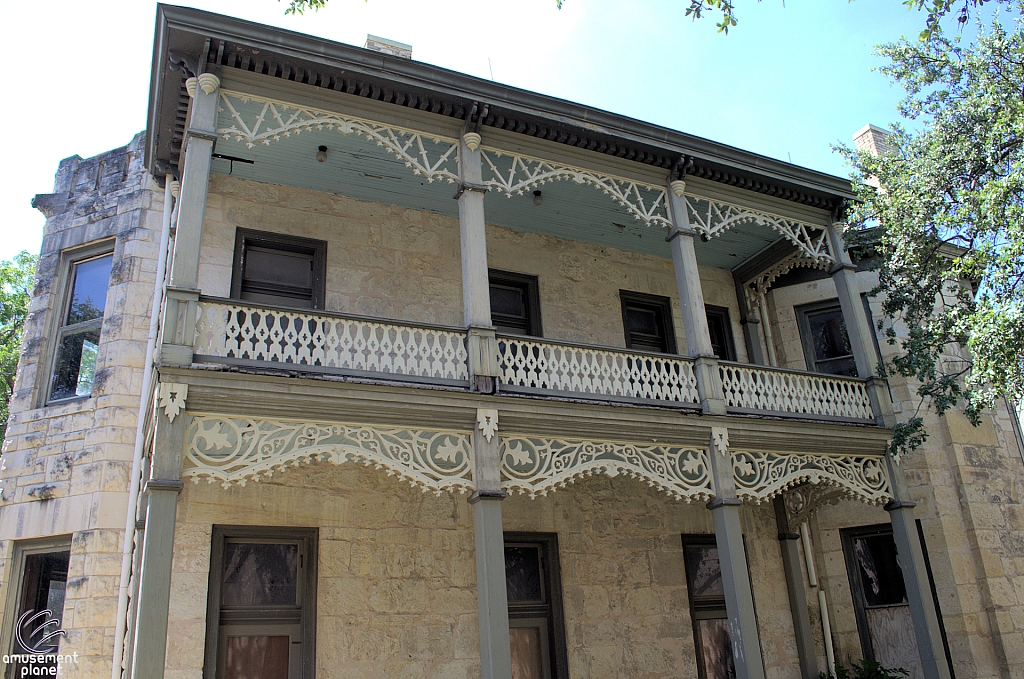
[795,300,857,376]
[705,306,737,361]
[682,536,735,679]
[489,270,542,336]
[204,527,317,679]
[231,229,327,310]
[3,539,71,679]
[504,533,568,679]
[841,524,952,679]
[620,291,677,354]
[50,252,113,402]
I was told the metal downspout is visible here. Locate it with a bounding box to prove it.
[111,174,175,679]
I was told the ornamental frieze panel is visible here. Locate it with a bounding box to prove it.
[499,435,714,502]
[183,415,473,494]
[731,450,891,506]
[215,89,834,265]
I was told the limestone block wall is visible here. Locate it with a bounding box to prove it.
[167,462,812,679]
[196,175,748,359]
[0,133,162,674]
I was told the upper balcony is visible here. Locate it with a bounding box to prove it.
[149,10,884,430]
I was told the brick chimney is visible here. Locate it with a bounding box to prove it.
[364,35,412,59]
[853,124,893,156]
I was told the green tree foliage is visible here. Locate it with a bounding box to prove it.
[838,5,1024,454]
[0,251,37,441]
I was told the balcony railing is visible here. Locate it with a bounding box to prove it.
[193,298,470,384]
[190,298,877,424]
[496,334,701,407]
[719,362,875,422]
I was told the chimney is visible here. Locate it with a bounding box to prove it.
[364,35,412,59]
[853,124,893,156]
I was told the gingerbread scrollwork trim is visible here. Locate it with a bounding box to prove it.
[157,383,188,422]
[182,415,474,494]
[731,450,891,506]
[499,435,714,502]
[783,483,850,526]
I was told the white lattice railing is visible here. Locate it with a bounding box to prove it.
[497,335,700,405]
[719,362,875,421]
[193,298,469,382]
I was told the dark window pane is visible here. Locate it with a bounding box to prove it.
[684,545,724,599]
[14,551,69,660]
[491,285,526,319]
[626,306,659,336]
[222,543,299,607]
[505,546,543,603]
[510,627,544,679]
[225,635,290,679]
[853,535,908,607]
[244,247,313,289]
[66,255,112,324]
[697,619,736,679]
[239,290,314,309]
[706,308,735,361]
[808,310,853,362]
[50,327,101,400]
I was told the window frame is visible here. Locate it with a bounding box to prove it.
[489,269,542,337]
[839,523,954,676]
[504,532,569,679]
[681,534,729,679]
[704,305,737,362]
[1,536,73,678]
[619,290,677,354]
[794,298,858,376]
[230,228,327,311]
[44,240,116,406]
[203,526,318,679]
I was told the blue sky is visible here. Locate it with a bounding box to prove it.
[0,0,926,261]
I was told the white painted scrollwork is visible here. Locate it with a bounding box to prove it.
[500,436,714,501]
[497,336,699,405]
[685,195,833,263]
[183,415,474,493]
[479,147,672,228]
[216,90,460,183]
[731,450,890,505]
[194,300,469,381]
[157,383,188,422]
[742,251,832,313]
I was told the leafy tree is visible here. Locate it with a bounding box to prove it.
[838,5,1024,454]
[0,251,36,442]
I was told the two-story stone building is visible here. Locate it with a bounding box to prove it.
[3,5,1024,679]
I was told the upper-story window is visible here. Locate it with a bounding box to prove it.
[796,300,858,377]
[489,270,542,336]
[705,305,737,362]
[620,291,677,354]
[231,229,327,310]
[50,252,113,402]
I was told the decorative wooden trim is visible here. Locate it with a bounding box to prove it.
[182,414,474,493]
[732,449,891,506]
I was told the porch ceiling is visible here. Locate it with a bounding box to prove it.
[211,126,782,270]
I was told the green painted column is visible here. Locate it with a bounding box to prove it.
[707,426,765,679]
[129,385,187,679]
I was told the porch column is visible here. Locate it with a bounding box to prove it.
[885,459,952,679]
[162,72,219,366]
[773,497,818,679]
[707,427,765,679]
[457,128,499,393]
[666,180,726,415]
[825,219,893,426]
[470,409,512,679]
[130,383,188,679]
